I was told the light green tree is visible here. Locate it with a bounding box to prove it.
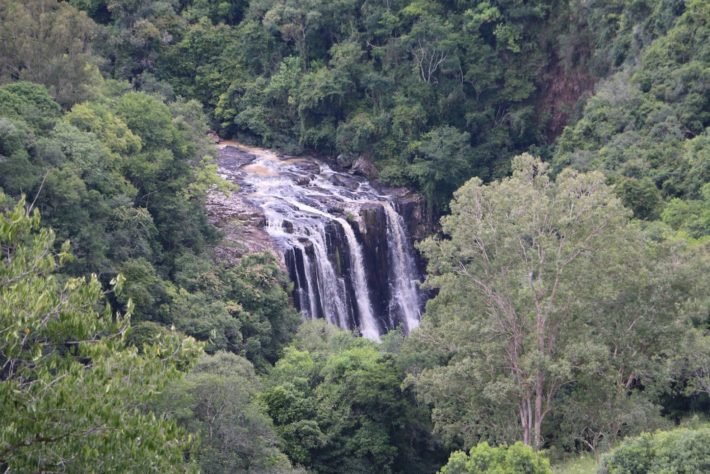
[0,197,202,472]
[600,426,710,474]
[0,0,101,106]
[409,155,692,450]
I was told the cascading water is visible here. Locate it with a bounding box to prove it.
[222,144,422,340]
[382,203,420,333]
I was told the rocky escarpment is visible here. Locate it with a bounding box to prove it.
[206,144,282,266]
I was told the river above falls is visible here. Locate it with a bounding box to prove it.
[212,142,424,340]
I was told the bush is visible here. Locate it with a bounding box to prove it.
[439,442,552,474]
[599,426,710,474]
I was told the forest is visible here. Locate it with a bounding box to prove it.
[0,0,708,472]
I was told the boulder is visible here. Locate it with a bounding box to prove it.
[351,155,379,180]
[336,152,356,168]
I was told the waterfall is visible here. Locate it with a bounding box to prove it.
[333,216,380,341]
[231,145,422,340]
[383,203,421,332]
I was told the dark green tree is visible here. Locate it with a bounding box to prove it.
[261,321,442,474]
[155,352,299,473]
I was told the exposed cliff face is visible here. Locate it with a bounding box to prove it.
[537,61,596,142]
[207,142,428,339]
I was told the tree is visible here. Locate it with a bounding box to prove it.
[154,352,299,473]
[96,0,184,81]
[262,0,321,65]
[65,101,142,159]
[181,0,247,25]
[662,184,710,239]
[261,321,442,474]
[401,126,474,214]
[408,155,690,450]
[262,337,401,472]
[0,197,202,472]
[113,91,221,272]
[553,0,710,227]
[404,15,455,85]
[260,0,357,69]
[0,81,61,132]
[0,0,101,106]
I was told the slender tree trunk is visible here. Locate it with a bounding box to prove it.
[520,396,535,446]
[533,308,546,449]
[534,371,544,449]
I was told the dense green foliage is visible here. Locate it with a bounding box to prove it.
[56,0,584,213]
[0,78,298,369]
[46,0,704,220]
[439,442,552,474]
[1,0,708,472]
[599,426,710,474]
[1,4,301,469]
[0,198,202,472]
[261,321,444,473]
[0,0,101,106]
[554,0,709,230]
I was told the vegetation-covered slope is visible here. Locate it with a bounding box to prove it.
[1,0,708,472]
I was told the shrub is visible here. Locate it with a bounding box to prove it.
[439,442,552,474]
[599,426,710,474]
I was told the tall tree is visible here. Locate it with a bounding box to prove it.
[407,155,693,450]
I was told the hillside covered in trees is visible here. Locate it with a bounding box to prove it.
[1,0,708,472]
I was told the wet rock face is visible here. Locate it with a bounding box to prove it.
[323,220,361,331]
[206,145,281,266]
[388,188,429,242]
[207,142,427,340]
[285,244,322,319]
